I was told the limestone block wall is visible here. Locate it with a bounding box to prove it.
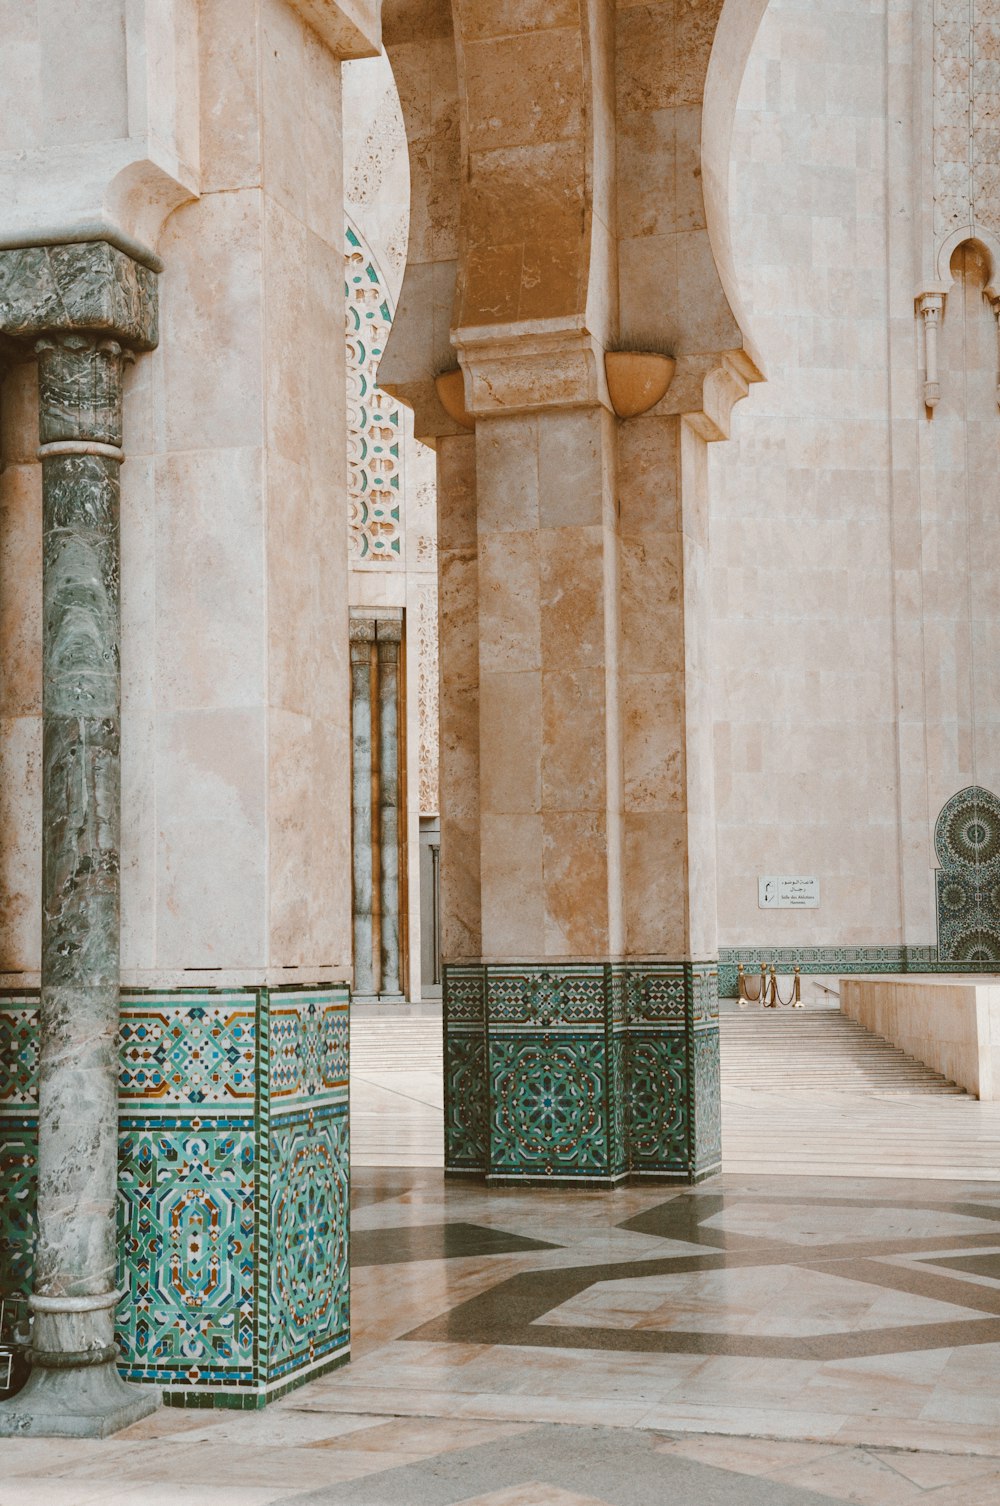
[710,0,899,966]
[709,0,1000,986]
[0,0,355,988]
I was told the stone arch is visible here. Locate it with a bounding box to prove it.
[934,786,1000,962]
[345,217,405,565]
[702,0,771,382]
[376,1,462,437]
[937,230,1000,296]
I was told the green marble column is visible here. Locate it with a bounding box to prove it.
[0,242,158,1438]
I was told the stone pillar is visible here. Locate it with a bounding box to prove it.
[350,617,377,997]
[618,413,722,1180]
[437,434,486,1166]
[349,613,405,999]
[443,394,633,1184]
[377,620,403,997]
[439,348,723,1187]
[0,242,159,1436]
[436,435,482,968]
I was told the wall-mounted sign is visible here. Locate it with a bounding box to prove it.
[758,876,820,910]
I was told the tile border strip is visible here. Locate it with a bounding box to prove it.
[716,944,1000,997]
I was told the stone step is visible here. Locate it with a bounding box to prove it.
[718,1008,967,1096]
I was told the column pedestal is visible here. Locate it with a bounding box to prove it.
[444,962,720,1185]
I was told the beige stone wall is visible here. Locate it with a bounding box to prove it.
[710,0,1000,959]
[710,0,901,951]
[126,0,354,982]
[0,0,377,984]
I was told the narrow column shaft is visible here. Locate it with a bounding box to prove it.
[436,434,481,964]
[377,620,402,996]
[34,334,125,1364]
[351,620,377,996]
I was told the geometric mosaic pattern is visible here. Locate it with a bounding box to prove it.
[444,963,721,1186]
[268,1110,349,1382]
[0,985,350,1410]
[934,785,1000,963]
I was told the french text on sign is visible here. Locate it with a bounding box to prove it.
[758,876,820,910]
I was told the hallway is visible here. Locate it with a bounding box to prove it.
[350,1010,1000,1181]
[7,1170,1000,1503]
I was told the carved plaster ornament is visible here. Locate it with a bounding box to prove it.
[921,0,1000,412]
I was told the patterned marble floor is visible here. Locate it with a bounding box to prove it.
[7,1171,1000,1504]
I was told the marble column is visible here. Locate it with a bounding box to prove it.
[376,619,403,997]
[0,242,158,1437]
[350,617,377,997]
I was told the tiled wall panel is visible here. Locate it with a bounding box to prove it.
[0,986,349,1409]
[444,963,720,1185]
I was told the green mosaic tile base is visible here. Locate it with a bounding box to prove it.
[444,962,720,1185]
[0,984,349,1408]
[718,945,1000,998]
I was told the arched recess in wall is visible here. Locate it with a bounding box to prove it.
[934,787,1000,961]
[948,237,998,404]
[701,0,772,382]
[345,218,405,566]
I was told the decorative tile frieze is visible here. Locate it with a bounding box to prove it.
[118,999,258,1106]
[487,966,608,1029]
[692,1026,723,1176]
[0,1117,36,1300]
[625,1032,687,1173]
[0,997,38,1107]
[443,963,720,1184]
[719,879,1000,1002]
[0,997,39,1301]
[0,985,349,1409]
[443,1032,488,1172]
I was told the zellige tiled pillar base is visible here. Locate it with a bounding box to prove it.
[443,962,720,1185]
[0,985,350,1410]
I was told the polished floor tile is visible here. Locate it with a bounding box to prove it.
[7,1171,1000,1502]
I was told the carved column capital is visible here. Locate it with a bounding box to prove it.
[0,241,158,352]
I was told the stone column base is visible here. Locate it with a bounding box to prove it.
[0,1360,159,1439]
[443,962,721,1184]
